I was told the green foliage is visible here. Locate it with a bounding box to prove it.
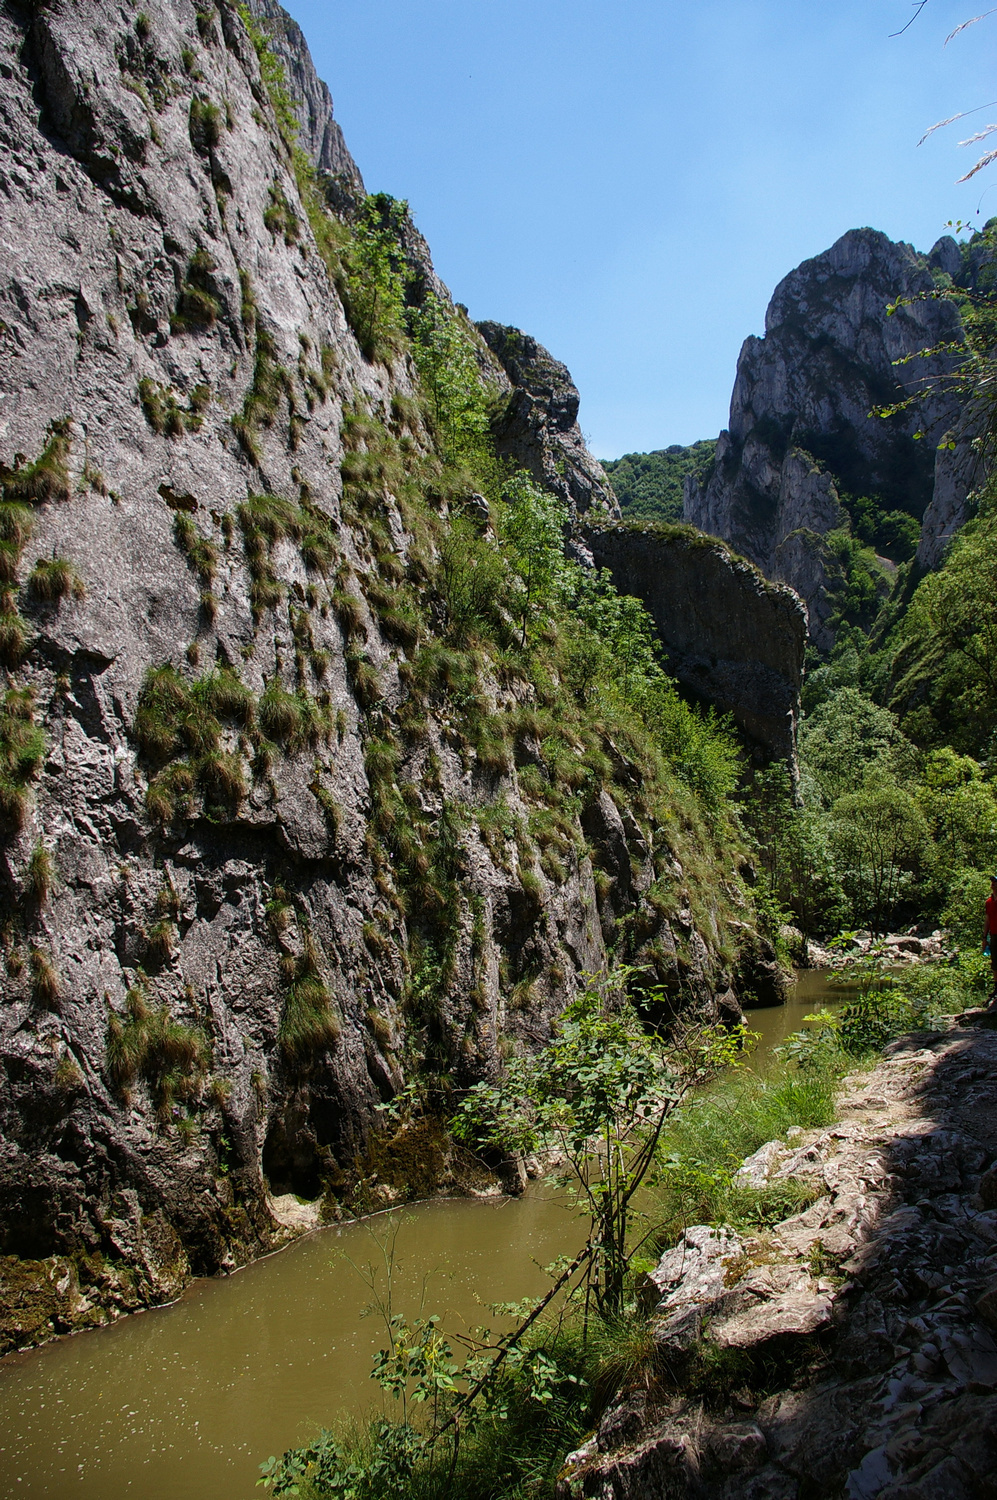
[134,664,258,824]
[799,686,916,809]
[344,195,411,364]
[0,418,71,507]
[651,1047,844,1245]
[279,934,340,1059]
[0,599,30,667]
[106,980,210,1117]
[138,378,209,437]
[830,777,928,935]
[740,764,848,938]
[409,294,493,468]
[890,491,997,756]
[435,518,505,642]
[824,528,892,634]
[263,181,300,245]
[602,440,716,523]
[23,842,55,906]
[499,473,568,645]
[26,556,85,603]
[188,96,222,154]
[237,3,299,147]
[842,492,920,563]
[454,974,747,1320]
[29,946,59,1008]
[0,687,45,833]
[0,419,72,643]
[172,513,217,585]
[172,248,222,332]
[231,323,293,465]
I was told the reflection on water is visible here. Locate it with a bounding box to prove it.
[0,969,852,1500]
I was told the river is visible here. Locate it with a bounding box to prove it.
[0,970,850,1499]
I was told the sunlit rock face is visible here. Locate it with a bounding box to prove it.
[685,227,975,643]
[0,0,756,1348]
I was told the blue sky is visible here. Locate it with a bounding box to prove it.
[280,0,997,458]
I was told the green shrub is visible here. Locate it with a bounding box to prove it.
[0,418,71,506]
[263,181,300,245]
[189,96,222,153]
[26,556,85,603]
[172,249,222,332]
[107,982,210,1116]
[29,947,59,1008]
[279,937,340,1059]
[0,603,29,666]
[23,843,54,905]
[0,686,45,832]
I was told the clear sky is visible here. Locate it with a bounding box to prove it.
[279,0,997,458]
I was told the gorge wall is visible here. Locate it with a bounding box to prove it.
[685,228,979,649]
[585,523,807,764]
[0,0,776,1350]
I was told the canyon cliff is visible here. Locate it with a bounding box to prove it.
[685,228,977,649]
[0,0,782,1350]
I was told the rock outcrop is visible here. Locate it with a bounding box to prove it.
[0,0,767,1349]
[585,523,808,763]
[560,1021,997,1499]
[245,0,364,196]
[477,321,619,520]
[685,228,976,644]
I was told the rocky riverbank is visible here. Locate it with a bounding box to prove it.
[559,1015,997,1498]
[793,927,952,971]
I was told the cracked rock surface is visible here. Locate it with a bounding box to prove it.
[559,1022,997,1499]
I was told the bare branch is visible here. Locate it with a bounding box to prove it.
[946,10,997,44]
[958,147,997,180]
[917,104,997,146]
[891,0,932,37]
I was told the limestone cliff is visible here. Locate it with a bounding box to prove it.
[685,229,975,644]
[245,0,363,197]
[584,523,807,764]
[477,321,619,521]
[0,0,767,1351]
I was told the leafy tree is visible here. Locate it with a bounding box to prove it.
[601,441,716,523]
[453,975,745,1321]
[916,747,997,873]
[891,501,997,755]
[799,685,917,808]
[831,777,929,933]
[435,518,505,642]
[409,295,492,468]
[346,195,411,363]
[564,566,663,703]
[499,473,568,644]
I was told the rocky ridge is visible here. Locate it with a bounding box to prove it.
[685,229,977,648]
[559,1018,997,1499]
[0,0,780,1350]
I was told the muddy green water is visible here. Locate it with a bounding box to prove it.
[0,971,849,1500]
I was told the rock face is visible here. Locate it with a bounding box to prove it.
[245,0,364,195]
[560,1022,997,1499]
[585,523,808,762]
[0,0,765,1350]
[477,321,619,520]
[685,229,975,644]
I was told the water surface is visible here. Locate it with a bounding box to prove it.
[0,969,846,1500]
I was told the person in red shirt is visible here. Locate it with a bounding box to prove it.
[982,875,997,991]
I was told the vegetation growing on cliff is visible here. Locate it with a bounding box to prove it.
[602,441,716,523]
